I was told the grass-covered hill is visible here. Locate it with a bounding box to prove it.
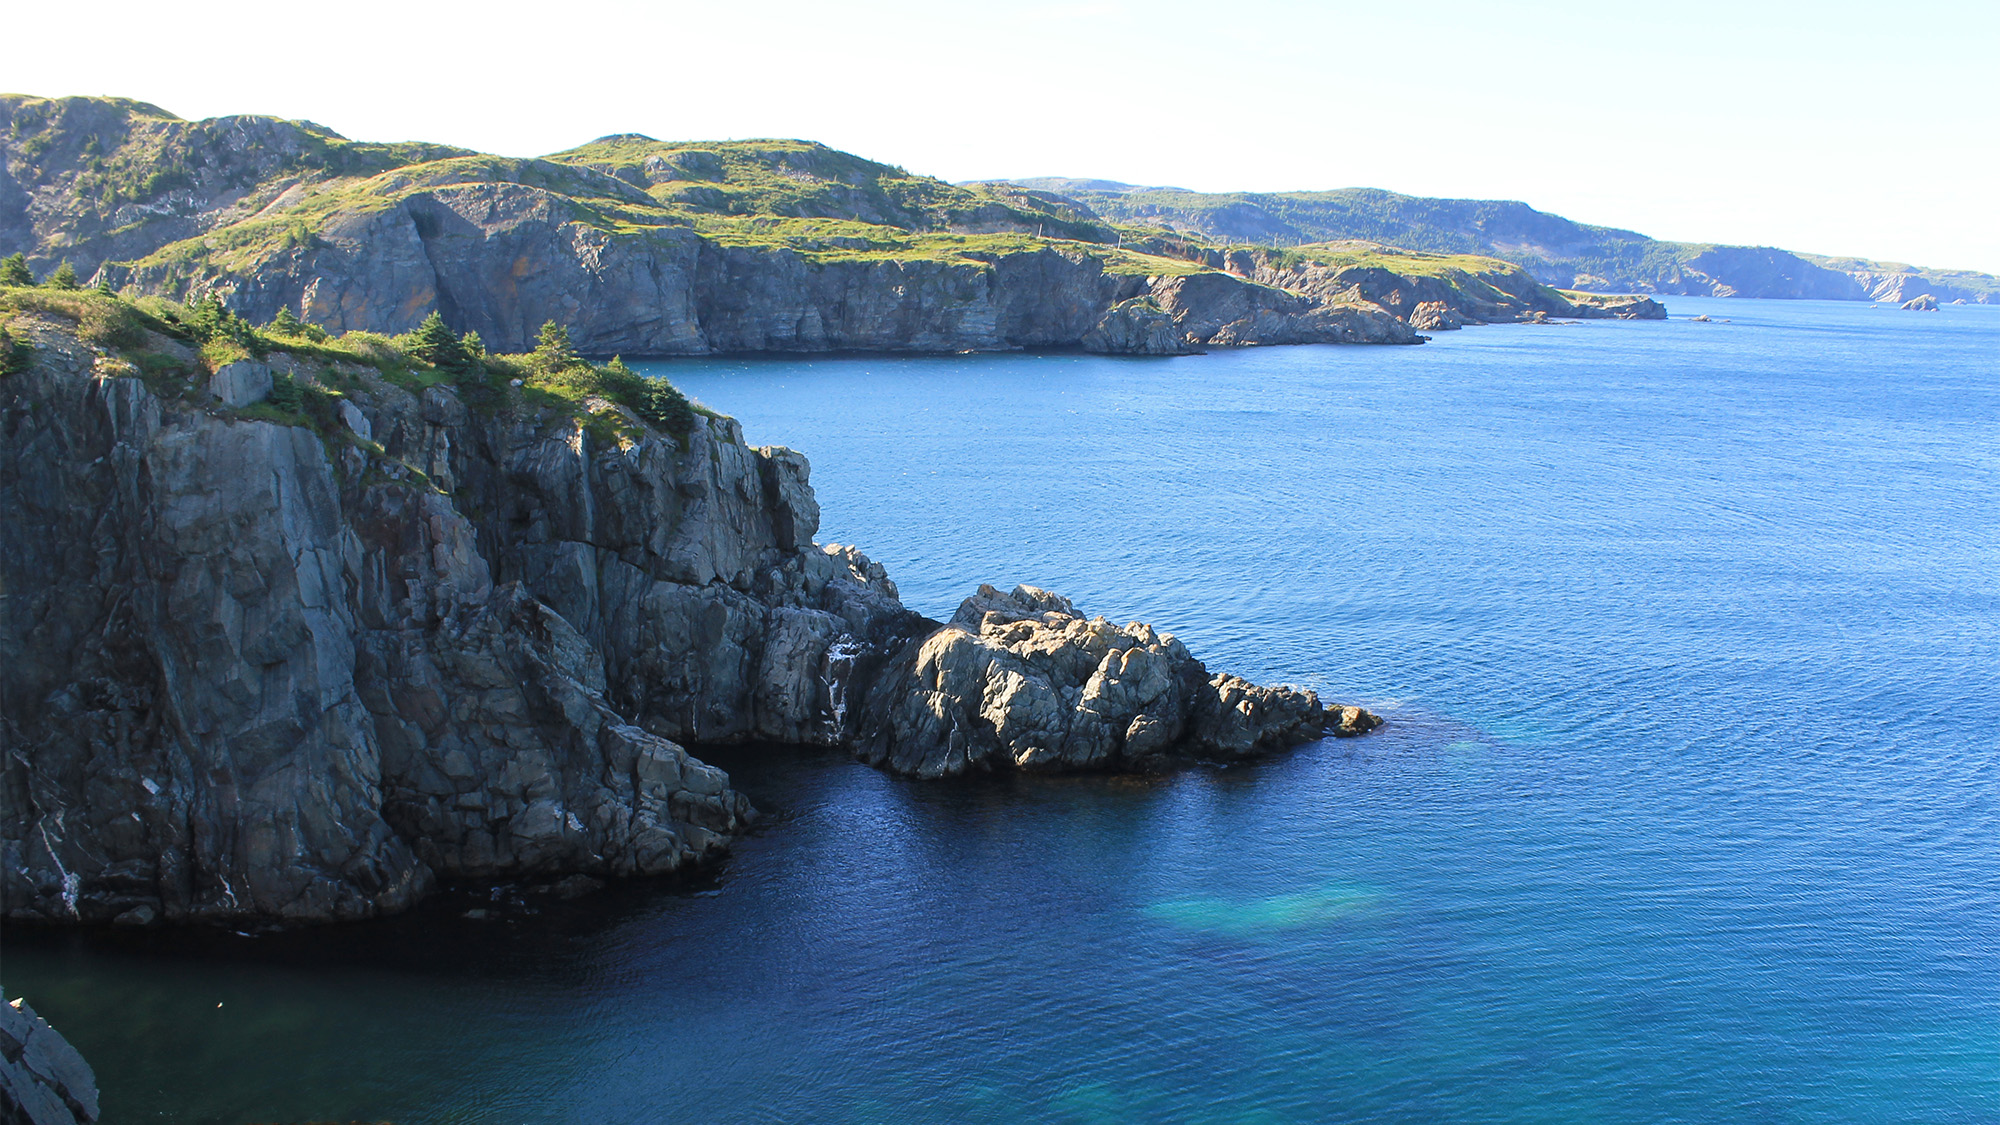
[0,94,1655,357]
[1000,179,2000,304]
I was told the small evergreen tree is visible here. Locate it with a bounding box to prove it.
[94,276,117,297]
[268,371,304,412]
[268,307,303,336]
[460,330,485,357]
[407,311,467,369]
[0,253,35,287]
[45,261,79,290]
[531,320,581,374]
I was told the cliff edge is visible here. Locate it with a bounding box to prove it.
[1,293,1378,926]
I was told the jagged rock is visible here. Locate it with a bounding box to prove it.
[855,585,1341,777]
[0,997,99,1125]
[1902,294,1939,311]
[1081,296,1196,355]
[1408,301,1464,331]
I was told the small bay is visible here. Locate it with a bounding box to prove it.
[8,297,1998,1123]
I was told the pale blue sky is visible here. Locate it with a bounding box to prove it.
[11,0,1997,271]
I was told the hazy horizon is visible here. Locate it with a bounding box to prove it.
[9,0,1997,274]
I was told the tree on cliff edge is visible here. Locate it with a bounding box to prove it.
[531,320,582,374]
[408,311,469,370]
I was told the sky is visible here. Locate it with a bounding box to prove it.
[9,0,1998,272]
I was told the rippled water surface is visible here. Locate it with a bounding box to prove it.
[8,298,1999,1123]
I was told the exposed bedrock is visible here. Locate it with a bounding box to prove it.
[856,585,1380,778]
[106,176,1428,356]
[1,316,1377,927]
[0,997,99,1125]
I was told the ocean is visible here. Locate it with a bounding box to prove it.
[8,296,1997,1123]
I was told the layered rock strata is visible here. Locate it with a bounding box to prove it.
[1,315,1376,926]
[0,998,98,1125]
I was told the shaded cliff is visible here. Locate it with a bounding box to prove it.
[1,294,1378,927]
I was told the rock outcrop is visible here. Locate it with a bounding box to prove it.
[0,997,98,1125]
[2,312,1378,927]
[1901,293,1939,311]
[855,586,1377,778]
[1080,296,1193,355]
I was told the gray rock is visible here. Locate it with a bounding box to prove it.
[2,313,1378,928]
[0,997,99,1124]
[854,584,1338,777]
[1081,296,1195,355]
[1902,294,1940,311]
[206,361,271,407]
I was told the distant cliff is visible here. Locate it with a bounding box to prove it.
[1000,179,2000,304]
[0,95,1420,356]
[0,291,1376,926]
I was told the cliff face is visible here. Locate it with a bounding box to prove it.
[2,311,1368,927]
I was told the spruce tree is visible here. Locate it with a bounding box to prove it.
[0,253,34,287]
[531,321,580,374]
[408,311,466,369]
[268,307,303,336]
[94,276,117,297]
[45,261,79,290]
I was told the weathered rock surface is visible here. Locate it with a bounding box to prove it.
[1081,296,1197,355]
[0,997,98,1125]
[855,585,1376,778]
[1,318,754,925]
[1149,272,1421,346]
[1901,293,1939,311]
[2,316,1380,926]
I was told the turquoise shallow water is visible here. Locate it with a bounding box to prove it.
[7,297,1999,1122]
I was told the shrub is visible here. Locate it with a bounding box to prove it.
[0,325,29,375]
[267,307,303,336]
[599,356,695,437]
[44,261,79,290]
[0,254,33,287]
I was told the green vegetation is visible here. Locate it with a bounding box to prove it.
[0,254,34,287]
[0,287,707,449]
[546,136,1116,242]
[0,324,28,376]
[43,261,79,289]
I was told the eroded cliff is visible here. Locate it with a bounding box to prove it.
[1,304,1377,927]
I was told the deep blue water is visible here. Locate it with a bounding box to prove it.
[7,297,1998,1123]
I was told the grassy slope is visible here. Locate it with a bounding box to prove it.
[0,285,717,453]
[1026,183,2000,297]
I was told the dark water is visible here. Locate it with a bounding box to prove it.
[7,298,1998,1123]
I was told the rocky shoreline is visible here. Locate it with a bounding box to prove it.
[0,312,1379,929]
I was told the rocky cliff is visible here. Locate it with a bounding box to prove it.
[0,96,1429,357]
[1,301,1378,927]
[1214,245,1666,327]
